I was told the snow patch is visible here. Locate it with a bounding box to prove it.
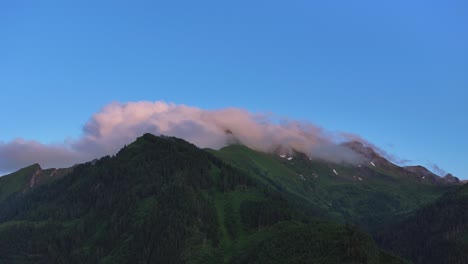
[333,169,338,175]
[280,155,286,158]
[370,161,376,167]
[298,174,305,180]
[287,157,293,161]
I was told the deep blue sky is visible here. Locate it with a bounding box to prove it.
[1,0,467,178]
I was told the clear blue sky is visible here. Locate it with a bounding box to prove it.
[1,0,467,178]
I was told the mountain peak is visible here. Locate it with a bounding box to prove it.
[404,166,461,185]
[132,133,183,146]
[28,163,42,170]
[342,141,381,161]
[404,165,433,175]
[442,173,460,184]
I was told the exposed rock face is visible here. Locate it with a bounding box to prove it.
[404,165,441,183]
[343,141,379,161]
[345,141,462,186]
[26,164,73,189]
[343,141,394,168]
[29,165,43,188]
[404,166,461,185]
[442,173,460,185]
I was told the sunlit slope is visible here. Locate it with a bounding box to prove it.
[209,144,455,230]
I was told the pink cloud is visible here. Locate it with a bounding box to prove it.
[0,101,370,172]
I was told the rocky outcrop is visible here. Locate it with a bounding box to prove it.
[29,165,43,188]
[345,141,462,186]
[404,166,461,185]
[442,173,460,185]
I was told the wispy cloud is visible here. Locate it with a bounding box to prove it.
[429,163,447,177]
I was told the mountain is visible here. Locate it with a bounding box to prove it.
[442,173,461,185]
[377,183,468,264]
[346,141,460,185]
[0,134,406,264]
[0,163,72,203]
[209,143,457,232]
[404,166,461,185]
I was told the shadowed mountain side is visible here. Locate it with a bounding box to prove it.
[0,134,405,263]
[377,183,468,264]
[0,163,72,203]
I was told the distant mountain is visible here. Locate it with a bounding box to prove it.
[404,165,461,185]
[0,134,406,263]
[345,141,461,185]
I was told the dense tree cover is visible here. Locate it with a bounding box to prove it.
[212,144,468,263]
[234,221,405,264]
[0,134,405,263]
[377,184,468,264]
[0,134,250,263]
[210,144,455,234]
[240,200,294,229]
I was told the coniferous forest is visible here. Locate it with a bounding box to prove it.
[0,134,466,263]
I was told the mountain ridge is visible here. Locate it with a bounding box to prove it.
[0,133,464,263]
[0,133,407,263]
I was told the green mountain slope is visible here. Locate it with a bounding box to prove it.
[377,183,468,264]
[209,144,455,231]
[0,164,71,203]
[0,134,404,264]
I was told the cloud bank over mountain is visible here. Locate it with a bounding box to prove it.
[1,101,380,172]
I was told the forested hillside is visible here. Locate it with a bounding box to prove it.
[209,144,455,232]
[378,184,468,264]
[0,134,404,264]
